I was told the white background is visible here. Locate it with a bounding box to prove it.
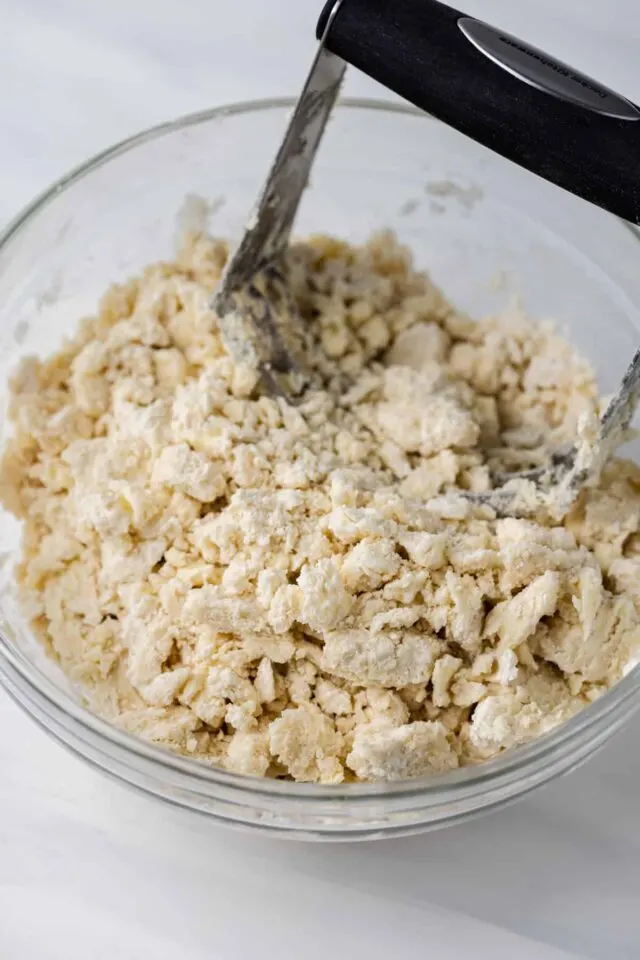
[1,1,640,958]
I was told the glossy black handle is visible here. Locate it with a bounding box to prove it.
[317,0,640,225]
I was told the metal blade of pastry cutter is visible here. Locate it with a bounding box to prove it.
[468,348,640,518]
[211,2,346,399]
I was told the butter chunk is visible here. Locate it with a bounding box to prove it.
[321,628,440,687]
[484,571,562,651]
[152,443,226,502]
[269,705,343,783]
[348,721,458,780]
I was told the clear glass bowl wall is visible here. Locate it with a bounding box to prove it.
[1,100,640,840]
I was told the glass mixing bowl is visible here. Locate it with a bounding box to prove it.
[1,99,640,840]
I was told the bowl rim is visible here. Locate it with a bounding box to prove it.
[3,94,639,254]
[1,95,640,805]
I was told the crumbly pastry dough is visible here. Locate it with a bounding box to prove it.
[2,229,640,783]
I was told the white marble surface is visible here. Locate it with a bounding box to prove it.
[2,2,640,958]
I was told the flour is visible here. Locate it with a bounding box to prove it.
[2,228,640,783]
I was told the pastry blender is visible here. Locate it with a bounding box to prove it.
[212,0,640,517]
